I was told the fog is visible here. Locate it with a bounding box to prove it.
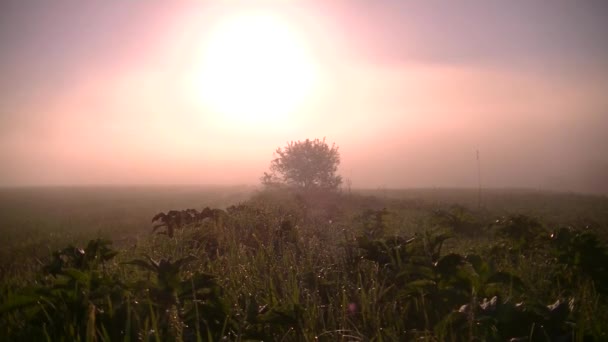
[1,1,607,193]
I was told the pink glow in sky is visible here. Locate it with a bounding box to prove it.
[1,1,607,193]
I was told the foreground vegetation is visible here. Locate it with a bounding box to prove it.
[1,187,607,341]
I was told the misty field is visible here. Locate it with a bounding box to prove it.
[3,0,608,340]
[1,186,607,341]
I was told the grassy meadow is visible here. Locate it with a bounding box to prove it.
[1,186,607,341]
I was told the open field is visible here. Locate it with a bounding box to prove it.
[1,186,607,341]
[0,186,254,267]
[4,2,607,341]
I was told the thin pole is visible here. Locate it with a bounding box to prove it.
[476,149,482,209]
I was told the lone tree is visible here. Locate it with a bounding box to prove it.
[262,138,342,191]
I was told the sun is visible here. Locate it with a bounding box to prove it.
[195,11,318,127]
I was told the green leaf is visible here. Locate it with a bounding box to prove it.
[398,279,437,297]
[396,264,435,281]
[0,294,40,314]
[122,259,158,272]
[486,271,526,292]
[465,254,484,273]
[188,272,216,289]
[258,304,302,326]
[435,253,465,277]
[61,268,90,284]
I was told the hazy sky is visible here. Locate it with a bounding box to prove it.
[1,0,607,193]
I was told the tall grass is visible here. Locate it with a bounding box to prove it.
[1,186,607,340]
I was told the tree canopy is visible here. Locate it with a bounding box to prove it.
[262,138,342,191]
